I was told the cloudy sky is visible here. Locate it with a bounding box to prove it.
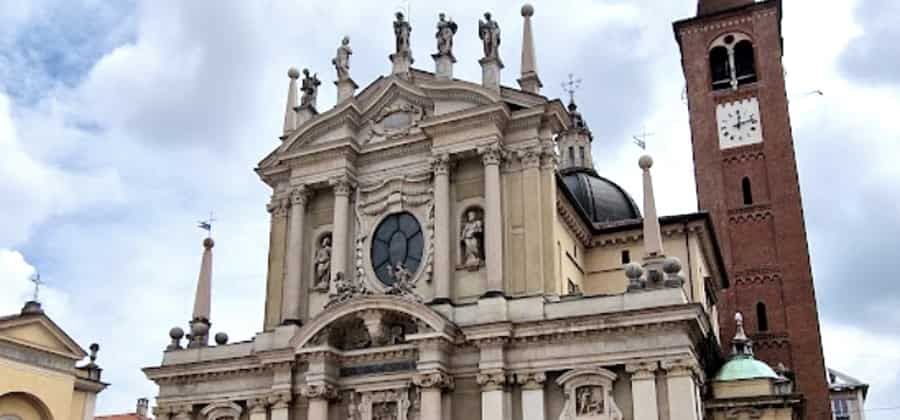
[1,0,898,418]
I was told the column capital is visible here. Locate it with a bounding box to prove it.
[300,383,338,401]
[267,197,289,218]
[247,397,268,414]
[267,391,292,409]
[476,370,510,391]
[431,154,452,176]
[661,358,703,380]
[515,371,547,390]
[478,144,505,167]
[413,371,455,390]
[626,360,659,380]
[517,147,542,169]
[329,176,355,196]
[290,185,311,206]
[540,144,559,170]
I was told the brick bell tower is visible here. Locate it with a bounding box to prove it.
[674,1,831,418]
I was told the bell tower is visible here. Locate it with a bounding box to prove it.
[674,1,831,418]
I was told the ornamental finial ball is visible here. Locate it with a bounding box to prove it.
[203,237,215,249]
[521,4,534,17]
[638,155,653,170]
[191,321,209,337]
[214,332,229,345]
[169,326,185,340]
[624,262,644,279]
[288,67,300,79]
[663,257,682,274]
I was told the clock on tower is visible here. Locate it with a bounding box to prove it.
[674,0,832,418]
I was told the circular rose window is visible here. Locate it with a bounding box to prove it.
[371,212,424,286]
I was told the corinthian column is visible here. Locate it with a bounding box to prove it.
[432,155,452,303]
[329,177,353,295]
[626,361,660,420]
[477,371,510,420]
[479,145,504,297]
[517,372,547,420]
[246,398,267,420]
[268,392,291,420]
[282,185,310,324]
[301,383,337,420]
[414,371,454,420]
[662,359,702,420]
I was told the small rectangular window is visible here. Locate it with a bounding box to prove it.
[621,250,631,264]
[579,146,585,164]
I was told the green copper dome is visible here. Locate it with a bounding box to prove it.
[714,356,779,382]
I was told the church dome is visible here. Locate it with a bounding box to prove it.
[560,167,641,224]
[714,355,780,382]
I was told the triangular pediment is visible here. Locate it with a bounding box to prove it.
[0,314,87,360]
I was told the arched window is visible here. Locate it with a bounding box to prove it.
[710,46,731,90]
[568,146,575,165]
[578,146,585,166]
[734,40,757,85]
[742,177,753,205]
[756,302,769,332]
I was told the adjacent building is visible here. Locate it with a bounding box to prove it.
[0,301,107,420]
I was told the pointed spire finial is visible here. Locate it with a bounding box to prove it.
[639,155,665,258]
[517,4,542,93]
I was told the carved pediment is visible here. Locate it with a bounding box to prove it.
[361,102,426,145]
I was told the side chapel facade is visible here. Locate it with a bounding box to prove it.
[144,1,833,419]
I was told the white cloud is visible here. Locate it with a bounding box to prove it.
[0,249,68,316]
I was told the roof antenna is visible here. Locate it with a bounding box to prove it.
[198,211,216,238]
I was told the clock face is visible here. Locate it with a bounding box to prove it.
[716,97,763,149]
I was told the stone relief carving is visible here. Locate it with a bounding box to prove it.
[314,234,333,292]
[362,103,425,144]
[460,208,484,270]
[349,388,415,420]
[556,368,622,420]
[326,272,371,308]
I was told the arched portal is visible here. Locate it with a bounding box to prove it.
[0,392,54,420]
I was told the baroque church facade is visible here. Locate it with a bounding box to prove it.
[144,1,835,419]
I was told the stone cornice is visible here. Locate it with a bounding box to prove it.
[419,102,510,138]
[676,7,778,38]
[143,355,267,385]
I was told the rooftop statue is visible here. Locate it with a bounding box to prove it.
[299,68,321,108]
[332,36,352,81]
[394,12,412,55]
[478,12,501,60]
[435,13,458,56]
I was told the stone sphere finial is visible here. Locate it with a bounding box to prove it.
[214,332,229,345]
[638,155,653,170]
[624,262,644,279]
[521,4,534,17]
[662,257,682,275]
[203,237,215,249]
[191,320,210,337]
[169,326,185,340]
[288,67,300,79]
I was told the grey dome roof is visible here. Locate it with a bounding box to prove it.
[560,168,641,224]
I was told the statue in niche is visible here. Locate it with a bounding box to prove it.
[299,68,321,108]
[387,324,405,345]
[314,235,332,291]
[333,36,353,80]
[478,12,501,60]
[393,12,412,55]
[435,13,458,56]
[461,210,484,270]
[576,386,604,416]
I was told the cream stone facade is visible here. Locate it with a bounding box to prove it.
[0,302,107,420]
[143,4,808,420]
